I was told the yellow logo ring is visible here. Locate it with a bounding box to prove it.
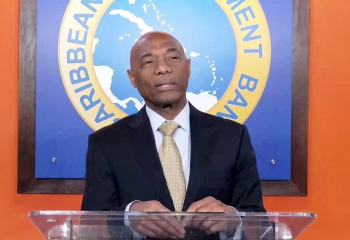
[58,0,270,130]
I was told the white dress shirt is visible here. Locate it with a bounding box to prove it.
[146,101,191,188]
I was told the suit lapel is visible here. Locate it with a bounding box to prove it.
[128,107,175,211]
[183,105,213,211]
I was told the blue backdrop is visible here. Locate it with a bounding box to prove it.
[35,0,293,180]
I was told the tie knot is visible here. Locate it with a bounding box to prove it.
[159,121,179,136]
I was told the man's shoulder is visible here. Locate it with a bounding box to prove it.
[200,110,246,133]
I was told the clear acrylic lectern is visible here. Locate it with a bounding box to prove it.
[28,211,316,239]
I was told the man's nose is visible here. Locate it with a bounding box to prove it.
[154,59,172,75]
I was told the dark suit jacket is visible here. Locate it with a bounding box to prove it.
[81,103,265,213]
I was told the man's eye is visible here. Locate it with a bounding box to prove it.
[143,60,153,65]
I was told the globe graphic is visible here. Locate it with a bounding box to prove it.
[93,0,237,116]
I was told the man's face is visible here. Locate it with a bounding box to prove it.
[127,33,190,108]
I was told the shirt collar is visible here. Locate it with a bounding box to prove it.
[145,102,190,133]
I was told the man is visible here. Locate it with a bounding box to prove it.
[81,31,265,239]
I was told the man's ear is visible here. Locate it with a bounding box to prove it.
[186,58,191,78]
[127,69,137,88]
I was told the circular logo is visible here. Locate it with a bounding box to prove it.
[58,0,271,131]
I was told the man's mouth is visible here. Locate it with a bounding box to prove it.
[156,83,177,91]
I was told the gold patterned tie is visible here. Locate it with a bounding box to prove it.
[158,121,186,212]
